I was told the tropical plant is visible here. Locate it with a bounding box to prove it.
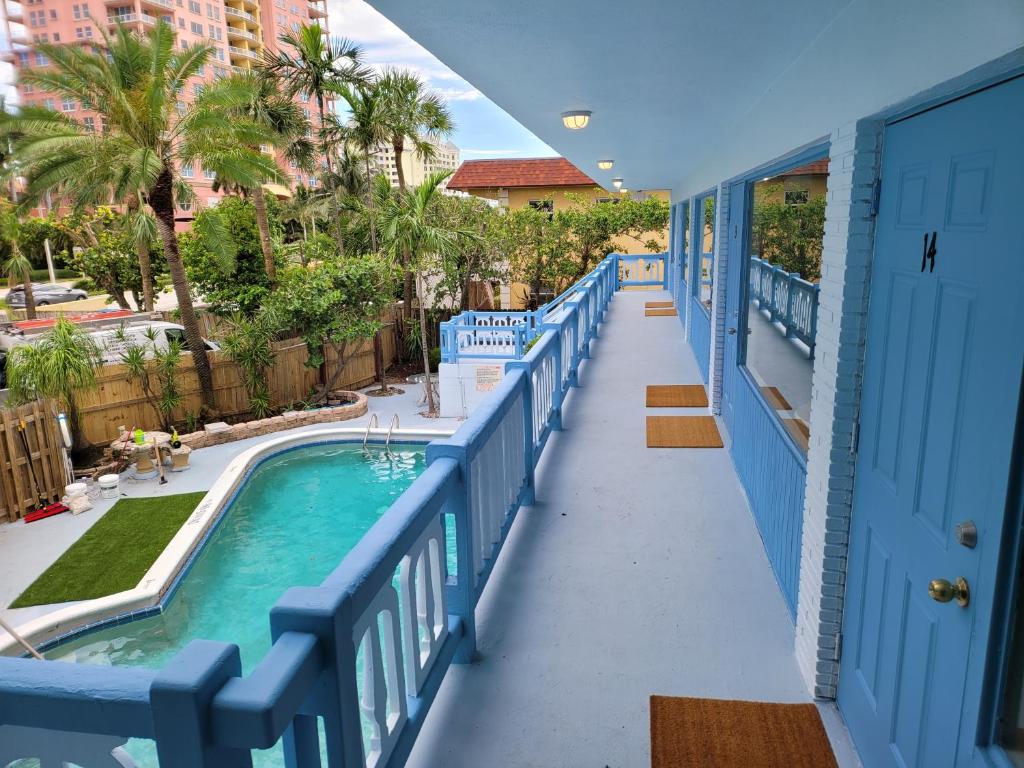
[220,309,279,419]
[207,72,314,283]
[751,183,826,280]
[180,197,278,317]
[61,206,159,311]
[377,68,454,312]
[0,21,280,411]
[377,171,475,415]
[6,318,100,447]
[0,199,35,318]
[334,83,388,252]
[558,193,670,279]
[260,23,371,175]
[266,255,398,402]
[120,328,183,431]
[425,195,506,313]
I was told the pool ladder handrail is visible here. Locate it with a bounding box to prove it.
[385,414,399,455]
[362,413,379,448]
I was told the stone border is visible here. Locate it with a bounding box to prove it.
[0,425,453,656]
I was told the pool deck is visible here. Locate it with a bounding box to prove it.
[405,290,862,768]
[0,382,461,643]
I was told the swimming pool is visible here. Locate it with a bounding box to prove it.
[45,442,425,670]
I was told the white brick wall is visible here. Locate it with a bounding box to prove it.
[708,183,729,413]
[795,119,883,698]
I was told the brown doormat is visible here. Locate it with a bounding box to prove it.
[645,301,674,308]
[650,696,838,768]
[760,386,792,411]
[646,308,679,317]
[783,418,810,452]
[646,416,723,448]
[646,385,709,408]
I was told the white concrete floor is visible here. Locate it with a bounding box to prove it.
[0,380,462,638]
[405,290,861,768]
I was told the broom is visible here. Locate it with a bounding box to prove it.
[17,419,69,524]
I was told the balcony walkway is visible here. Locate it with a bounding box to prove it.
[408,289,860,767]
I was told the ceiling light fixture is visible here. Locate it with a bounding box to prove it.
[561,110,592,130]
[612,177,623,189]
[598,160,614,170]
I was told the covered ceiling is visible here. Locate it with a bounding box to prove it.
[366,0,1024,199]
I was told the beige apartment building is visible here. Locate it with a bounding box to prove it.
[371,133,461,192]
[0,0,329,221]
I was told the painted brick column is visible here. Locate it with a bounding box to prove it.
[707,182,729,414]
[795,119,883,699]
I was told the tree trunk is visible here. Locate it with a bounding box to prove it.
[150,168,216,412]
[393,138,415,318]
[21,265,35,320]
[251,184,276,284]
[316,93,333,176]
[130,289,143,312]
[416,273,436,415]
[364,154,377,253]
[137,238,154,312]
[110,286,130,310]
[373,329,386,391]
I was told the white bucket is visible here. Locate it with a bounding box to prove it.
[98,474,120,499]
[65,482,87,498]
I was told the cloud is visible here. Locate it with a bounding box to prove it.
[461,148,531,156]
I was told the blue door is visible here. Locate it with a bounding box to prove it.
[721,180,747,434]
[838,76,1024,767]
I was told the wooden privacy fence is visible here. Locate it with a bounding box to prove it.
[76,309,401,447]
[0,400,69,522]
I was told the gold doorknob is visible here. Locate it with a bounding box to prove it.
[928,577,970,607]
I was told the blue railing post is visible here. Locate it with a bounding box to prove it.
[784,272,799,338]
[504,364,535,505]
[613,253,621,291]
[422,447,477,664]
[270,586,363,768]
[540,325,564,431]
[661,253,669,290]
[150,640,249,768]
[566,301,582,386]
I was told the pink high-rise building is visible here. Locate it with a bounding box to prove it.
[0,0,329,221]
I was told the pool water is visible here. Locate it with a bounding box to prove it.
[47,443,425,671]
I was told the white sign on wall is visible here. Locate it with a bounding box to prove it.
[475,366,503,392]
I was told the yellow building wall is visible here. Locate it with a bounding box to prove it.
[464,185,670,254]
[756,174,829,205]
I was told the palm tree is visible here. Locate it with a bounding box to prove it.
[125,193,158,311]
[0,202,35,319]
[207,72,314,283]
[334,83,388,253]
[260,23,371,176]
[0,22,279,410]
[377,171,470,415]
[377,69,454,315]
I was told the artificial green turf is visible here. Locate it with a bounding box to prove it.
[10,492,206,608]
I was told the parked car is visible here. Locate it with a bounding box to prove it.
[5,283,89,307]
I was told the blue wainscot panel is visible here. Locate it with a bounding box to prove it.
[728,372,806,617]
[689,295,711,385]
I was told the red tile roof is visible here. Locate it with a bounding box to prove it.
[778,159,830,177]
[448,157,598,190]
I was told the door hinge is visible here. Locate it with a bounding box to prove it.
[851,418,861,454]
[870,178,882,216]
[837,633,844,661]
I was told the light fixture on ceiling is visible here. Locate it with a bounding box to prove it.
[612,177,623,189]
[762,177,771,182]
[561,110,592,130]
[598,160,614,170]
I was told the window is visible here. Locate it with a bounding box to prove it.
[203,167,215,179]
[61,97,75,112]
[42,98,54,110]
[52,32,59,42]
[192,83,203,97]
[181,163,194,178]
[75,26,85,39]
[21,83,33,94]
[692,194,716,311]
[196,63,205,76]
[84,26,92,38]
[742,161,829,455]
[28,9,44,26]
[83,116,95,131]
[179,200,192,211]
[190,21,203,35]
[176,100,186,114]
[207,196,220,206]
[72,3,83,18]
[17,52,29,66]
[178,17,185,28]
[188,0,200,12]
[784,189,809,206]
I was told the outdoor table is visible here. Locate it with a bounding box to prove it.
[110,431,172,475]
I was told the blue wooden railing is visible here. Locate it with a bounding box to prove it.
[748,256,819,356]
[0,255,619,768]
[440,253,659,364]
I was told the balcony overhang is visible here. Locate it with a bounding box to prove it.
[364,0,1024,198]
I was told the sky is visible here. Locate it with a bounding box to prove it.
[325,0,556,160]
